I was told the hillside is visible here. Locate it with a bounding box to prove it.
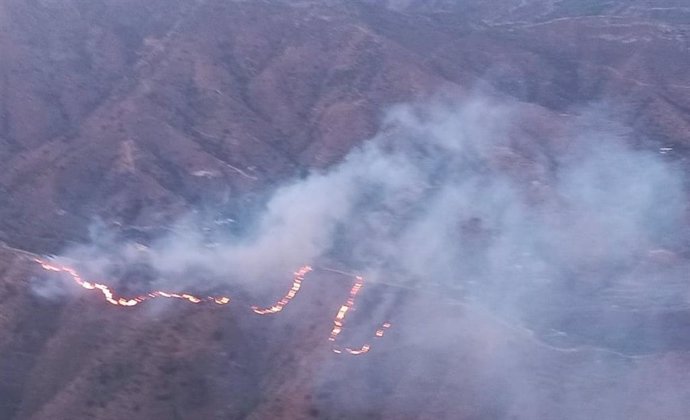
[1,1,690,419]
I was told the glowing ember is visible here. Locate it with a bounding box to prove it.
[33,257,390,356]
[376,322,392,337]
[34,258,231,306]
[345,344,370,355]
[251,265,312,314]
[329,276,364,342]
[328,275,392,355]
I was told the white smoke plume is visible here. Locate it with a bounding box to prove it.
[57,94,689,311]
[48,94,690,418]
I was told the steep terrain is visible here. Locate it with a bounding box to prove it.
[1,1,690,419]
[1,0,689,251]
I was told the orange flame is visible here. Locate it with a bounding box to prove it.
[251,265,312,314]
[33,257,390,356]
[328,276,392,355]
[34,258,231,306]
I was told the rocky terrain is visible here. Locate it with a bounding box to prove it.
[1,1,690,419]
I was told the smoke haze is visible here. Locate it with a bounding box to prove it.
[47,94,690,418]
